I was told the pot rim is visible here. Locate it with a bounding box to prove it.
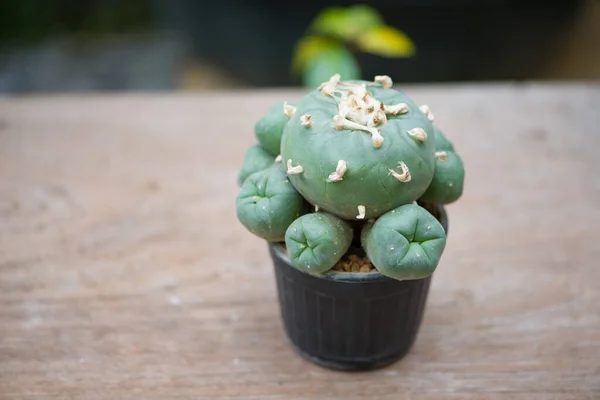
[269,204,448,283]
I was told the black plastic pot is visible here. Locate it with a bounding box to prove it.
[269,206,448,371]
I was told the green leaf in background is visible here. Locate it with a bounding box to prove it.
[293,4,416,88]
[344,5,384,36]
[355,25,416,57]
[309,4,383,41]
[291,36,340,75]
[302,45,360,89]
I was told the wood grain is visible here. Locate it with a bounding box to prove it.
[0,84,599,399]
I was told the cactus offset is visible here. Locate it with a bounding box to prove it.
[254,101,289,156]
[238,144,276,186]
[236,165,308,242]
[418,127,465,204]
[235,74,465,281]
[285,213,353,274]
[361,204,446,280]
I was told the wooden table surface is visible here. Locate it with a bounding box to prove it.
[1,84,599,399]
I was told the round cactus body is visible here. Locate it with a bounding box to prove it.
[419,127,465,204]
[361,204,446,280]
[433,127,455,152]
[285,212,353,274]
[236,165,307,241]
[281,76,436,220]
[254,102,289,156]
[238,144,275,186]
[419,151,465,204]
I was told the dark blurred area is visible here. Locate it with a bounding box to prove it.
[0,0,598,93]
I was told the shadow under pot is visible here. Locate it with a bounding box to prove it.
[269,204,448,371]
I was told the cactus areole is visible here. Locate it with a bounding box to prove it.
[236,74,465,282]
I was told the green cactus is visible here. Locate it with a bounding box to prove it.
[281,76,435,220]
[238,144,276,186]
[361,204,446,280]
[285,212,353,274]
[236,165,308,242]
[254,101,290,156]
[432,126,454,152]
[418,127,465,204]
[235,74,465,280]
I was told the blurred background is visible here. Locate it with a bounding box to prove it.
[0,0,598,94]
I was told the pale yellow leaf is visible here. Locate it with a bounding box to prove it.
[309,5,383,41]
[355,26,416,58]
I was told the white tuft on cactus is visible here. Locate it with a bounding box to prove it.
[388,161,411,182]
[374,75,393,89]
[419,104,435,122]
[287,159,304,175]
[407,128,428,142]
[327,160,348,182]
[300,114,312,127]
[283,102,296,118]
[356,205,366,219]
[435,151,448,161]
[384,103,409,115]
